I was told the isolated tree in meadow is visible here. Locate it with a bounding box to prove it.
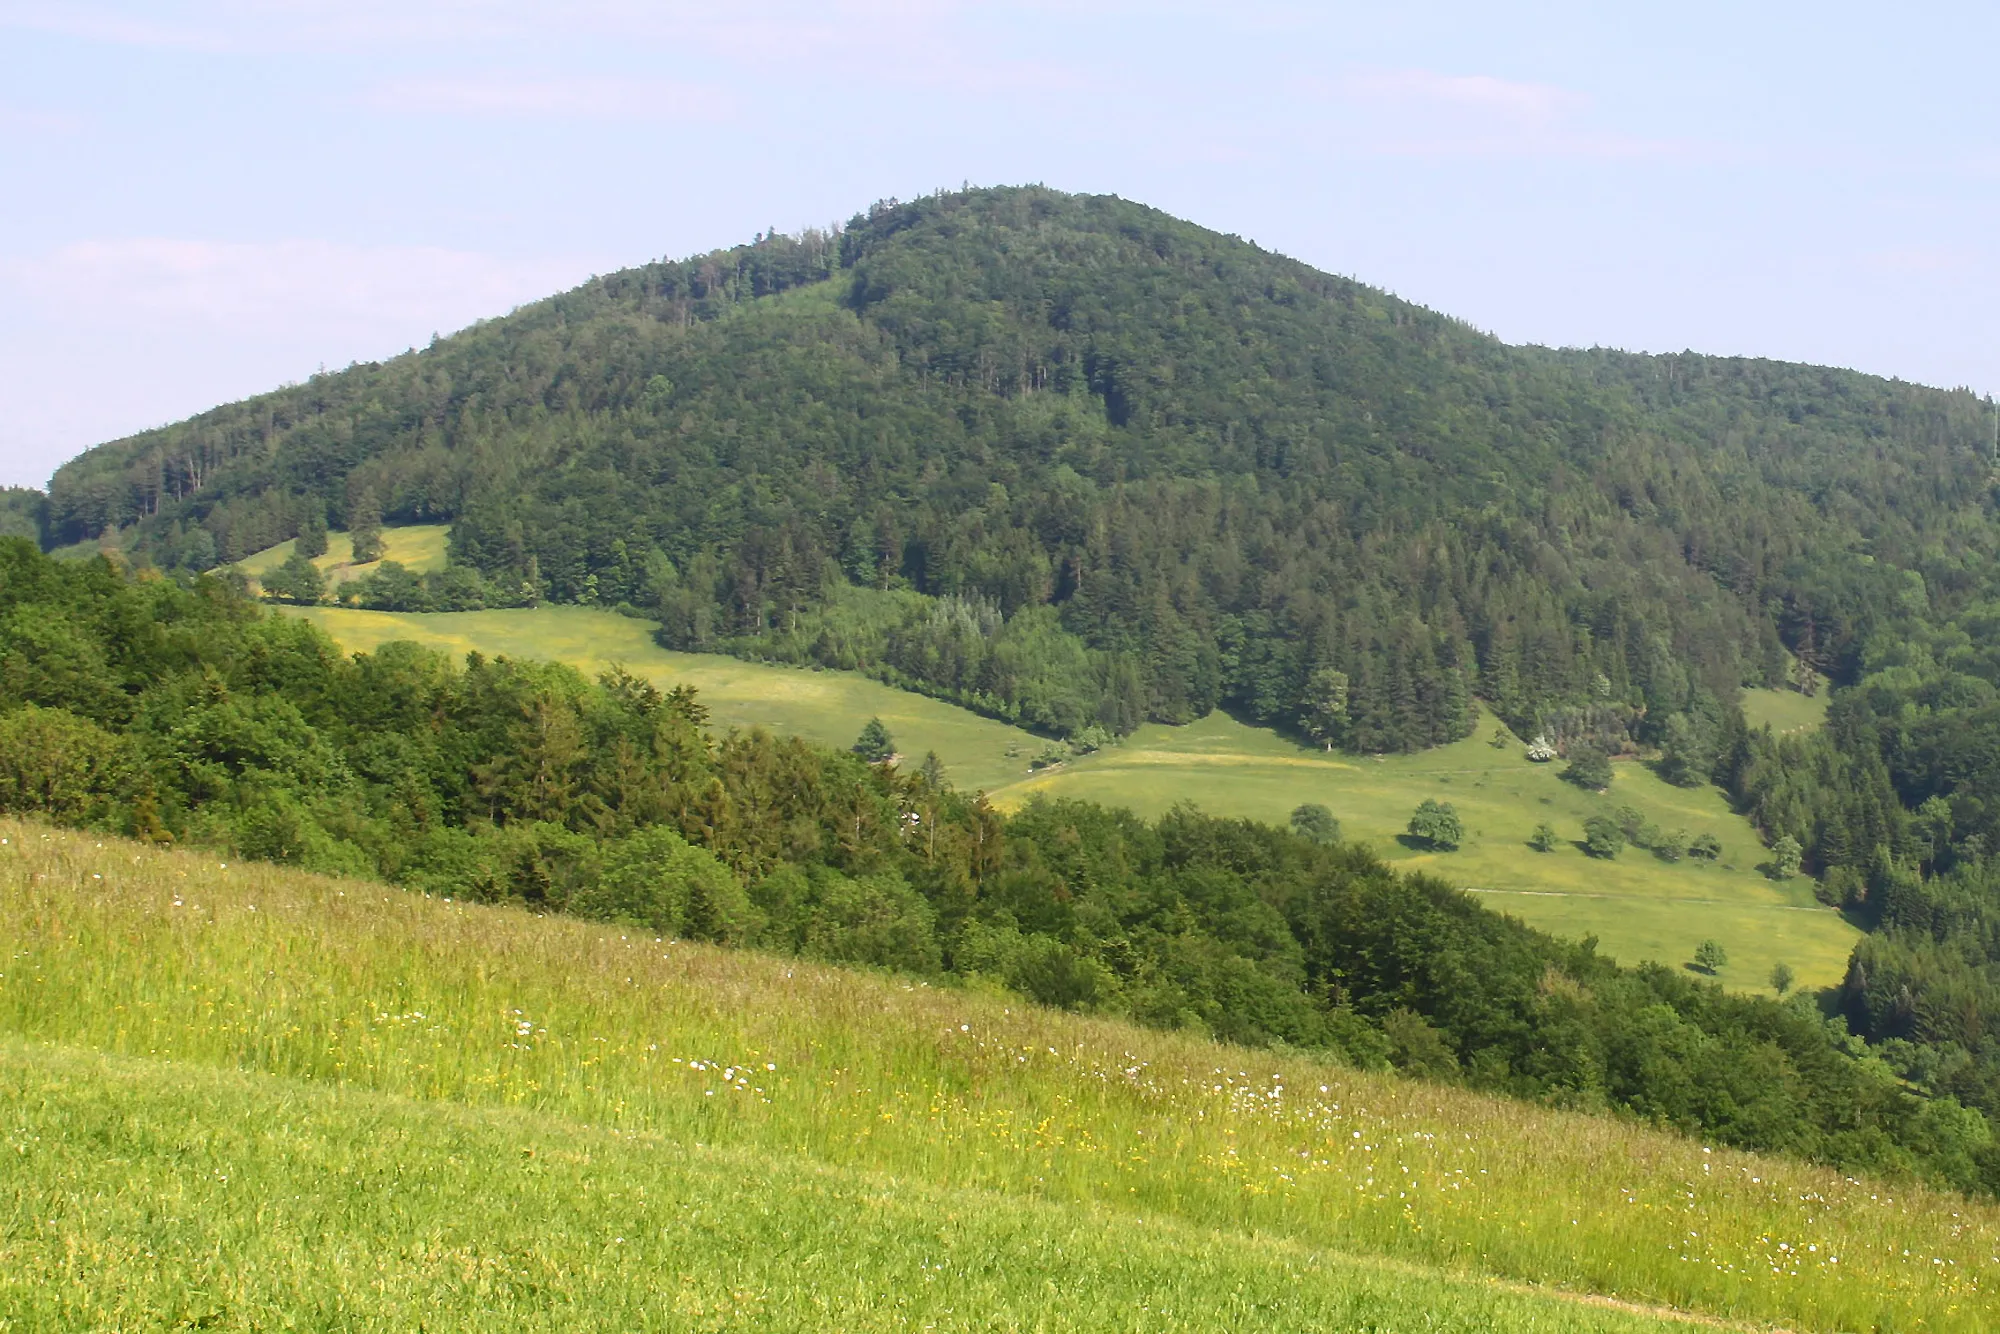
[1290,803,1341,845]
[262,551,324,605]
[1693,939,1728,975]
[1529,821,1559,852]
[1298,667,1349,751]
[1562,745,1613,791]
[1769,834,1804,880]
[1407,798,1462,851]
[853,717,895,763]
[1770,962,1795,996]
[1583,814,1624,859]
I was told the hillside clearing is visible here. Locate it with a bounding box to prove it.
[2,821,1992,1333]
[990,709,1860,997]
[287,606,1857,996]
[236,523,451,592]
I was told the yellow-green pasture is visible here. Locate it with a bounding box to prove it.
[1742,686,1831,736]
[291,605,1043,795]
[236,522,451,591]
[4,822,1991,1333]
[989,709,1860,996]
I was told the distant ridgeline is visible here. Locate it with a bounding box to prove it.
[36,187,1993,761]
[5,536,2000,1197]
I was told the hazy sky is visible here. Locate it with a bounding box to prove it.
[3,1,1996,489]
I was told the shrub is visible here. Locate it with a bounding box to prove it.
[1525,734,1557,762]
[1769,834,1804,879]
[1688,832,1722,861]
[0,705,127,825]
[1528,822,1559,852]
[1654,828,1689,862]
[1561,745,1612,790]
[852,717,895,763]
[1693,939,1728,974]
[1583,815,1624,859]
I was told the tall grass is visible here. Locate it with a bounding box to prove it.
[5,820,1995,1331]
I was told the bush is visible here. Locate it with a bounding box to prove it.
[1525,735,1557,763]
[1689,832,1722,861]
[1693,939,1728,974]
[1654,828,1689,862]
[1289,803,1341,845]
[1583,815,1624,859]
[1769,834,1804,879]
[574,826,754,943]
[852,717,895,763]
[1406,798,1463,851]
[0,705,128,825]
[1528,822,1559,852]
[1561,745,1613,790]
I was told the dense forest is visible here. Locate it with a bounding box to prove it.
[3,539,1998,1195]
[23,185,2000,1178]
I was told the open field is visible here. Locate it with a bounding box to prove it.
[4,821,1993,1332]
[236,523,451,591]
[1742,687,1830,736]
[291,605,1859,994]
[989,710,1860,997]
[292,605,1043,795]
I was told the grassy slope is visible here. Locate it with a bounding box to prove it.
[291,605,1043,795]
[990,709,1860,997]
[287,604,1856,995]
[235,523,451,592]
[1742,687,1831,736]
[4,821,1992,1332]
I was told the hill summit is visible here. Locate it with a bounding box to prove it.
[41,186,1997,756]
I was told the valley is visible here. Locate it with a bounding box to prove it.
[290,600,1859,995]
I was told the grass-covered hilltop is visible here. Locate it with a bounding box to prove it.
[14,184,2000,1322]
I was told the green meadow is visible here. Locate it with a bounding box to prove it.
[236,522,451,591]
[4,821,1993,1332]
[993,709,1858,997]
[289,602,1858,996]
[1742,686,1831,736]
[292,604,1044,795]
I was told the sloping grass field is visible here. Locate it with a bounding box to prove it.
[992,711,1860,998]
[4,821,1994,1331]
[236,523,451,592]
[287,601,1856,995]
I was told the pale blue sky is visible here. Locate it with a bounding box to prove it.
[3,1,1995,488]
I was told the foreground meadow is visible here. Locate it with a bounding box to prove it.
[2,821,1992,1331]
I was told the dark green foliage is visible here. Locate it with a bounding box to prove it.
[60,187,1998,760]
[1289,803,1340,845]
[1654,828,1689,863]
[1561,746,1613,791]
[1528,822,1559,852]
[1583,816,1624,859]
[852,717,894,762]
[4,539,1998,1193]
[0,487,48,548]
[1406,798,1462,851]
[1770,962,1795,995]
[1693,940,1728,974]
[295,510,328,560]
[1689,832,1723,861]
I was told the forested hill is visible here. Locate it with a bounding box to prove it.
[39,186,1999,758]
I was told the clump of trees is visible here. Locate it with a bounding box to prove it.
[1407,799,1463,851]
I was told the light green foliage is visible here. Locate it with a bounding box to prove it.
[1770,962,1795,996]
[260,550,324,605]
[1770,835,1805,880]
[1694,940,1728,975]
[1407,798,1463,851]
[1529,822,1559,852]
[572,826,752,942]
[4,824,1994,1333]
[1653,828,1689,862]
[0,705,126,823]
[1689,832,1723,861]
